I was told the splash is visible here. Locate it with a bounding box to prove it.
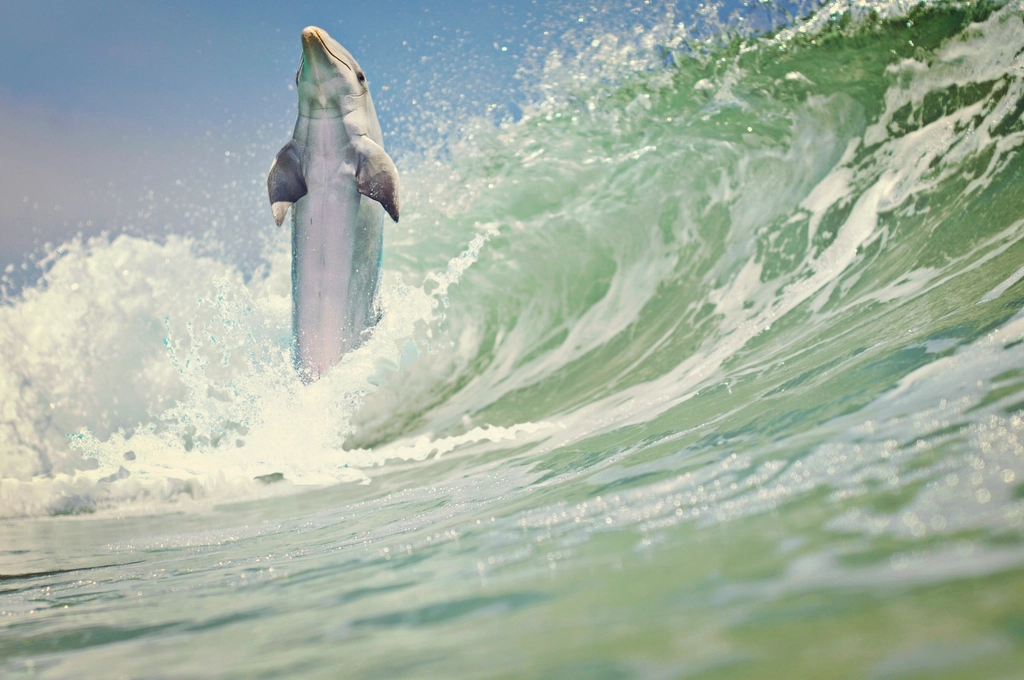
[0,228,509,516]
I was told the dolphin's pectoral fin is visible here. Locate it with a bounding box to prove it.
[268,141,307,226]
[354,137,400,222]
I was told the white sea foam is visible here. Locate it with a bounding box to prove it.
[0,229,524,517]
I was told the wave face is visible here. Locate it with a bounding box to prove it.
[3,1,1024,677]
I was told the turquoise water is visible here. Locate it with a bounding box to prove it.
[3,1,1024,676]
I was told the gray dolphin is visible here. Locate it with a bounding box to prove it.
[268,26,400,382]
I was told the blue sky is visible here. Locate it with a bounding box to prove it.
[0,0,730,275]
[0,0,567,134]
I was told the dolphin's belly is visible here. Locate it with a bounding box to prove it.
[291,119,385,380]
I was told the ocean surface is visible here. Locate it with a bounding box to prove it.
[3,0,1024,676]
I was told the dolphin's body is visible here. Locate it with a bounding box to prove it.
[268,26,400,382]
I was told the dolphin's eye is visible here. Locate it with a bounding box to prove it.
[357,72,366,84]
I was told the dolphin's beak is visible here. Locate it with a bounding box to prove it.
[300,26,350,75]
[300,26,323,49]
[300,27,327,69]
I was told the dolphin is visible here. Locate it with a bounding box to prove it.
[267,26,400,382]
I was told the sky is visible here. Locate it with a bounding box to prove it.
[0,0,736,279]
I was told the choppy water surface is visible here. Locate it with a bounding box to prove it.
[4,1,1024,677]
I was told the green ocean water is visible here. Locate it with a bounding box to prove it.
[3,1,1024,677]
